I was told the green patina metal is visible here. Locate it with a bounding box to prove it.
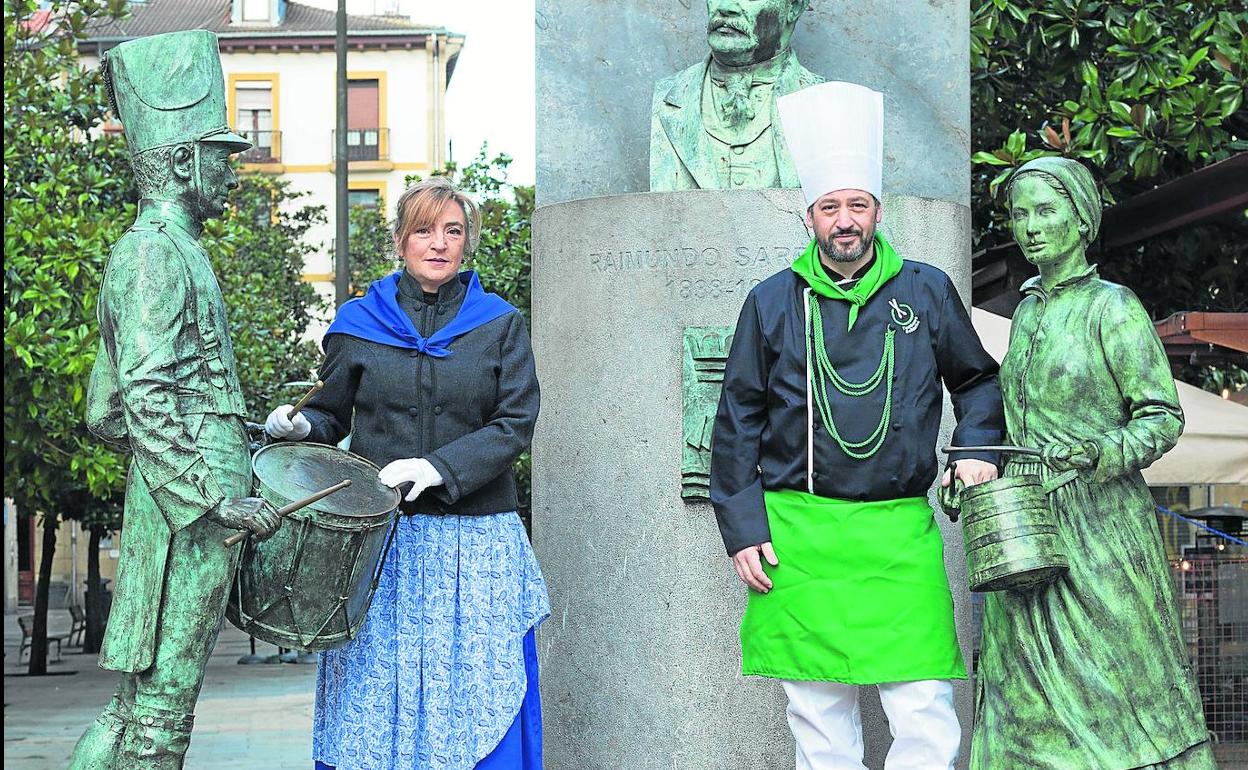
[970,158,1214,769]
[681,326,735,500]
[227,443,399,652]
[101,31,251,155]
[69,30,269,770]
[958,469,1073,592]
[650,0,822,191]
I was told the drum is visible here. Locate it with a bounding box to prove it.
[960,472,1074,592]
[225,442,400,651]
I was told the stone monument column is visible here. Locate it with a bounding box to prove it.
[534,3,972,767]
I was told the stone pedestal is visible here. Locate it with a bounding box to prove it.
[532,189,975,768]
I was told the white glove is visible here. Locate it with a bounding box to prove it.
[264,404,312,440]
[378,458,444,502]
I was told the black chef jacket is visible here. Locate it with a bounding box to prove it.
[709,260,1004,555]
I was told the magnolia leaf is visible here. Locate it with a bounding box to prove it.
[972,151,1012,166]
[1184,46,1210,74]
[1006,129,1027,157]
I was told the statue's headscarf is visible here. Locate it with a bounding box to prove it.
[1008,157,1102,243]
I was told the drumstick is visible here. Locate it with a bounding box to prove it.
[223,478,352,546]
[287,380,324,420]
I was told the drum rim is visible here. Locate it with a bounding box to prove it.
[251,441,400,518]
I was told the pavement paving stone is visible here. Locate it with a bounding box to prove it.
[4,609,317,770]
[10,611,1245,769]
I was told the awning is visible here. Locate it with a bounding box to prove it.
[972,308,1248,485]
[1099,152,1248,250]
[1154,311,1248,354]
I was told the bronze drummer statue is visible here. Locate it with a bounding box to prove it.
[73,30,279,769]
[970,157,1215,768]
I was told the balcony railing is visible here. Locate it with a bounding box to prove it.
[332,128,389,162]
[236,129,280,164]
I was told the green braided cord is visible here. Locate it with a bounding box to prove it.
[808,297,889,395]
[806,292,896,460]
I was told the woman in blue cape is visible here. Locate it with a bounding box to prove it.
[265,177,548,770]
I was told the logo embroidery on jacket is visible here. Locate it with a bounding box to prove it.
[889,298,920,334]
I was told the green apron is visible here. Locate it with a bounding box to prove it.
[740,489,966,684]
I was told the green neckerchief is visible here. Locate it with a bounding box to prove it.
[791,232,903,330]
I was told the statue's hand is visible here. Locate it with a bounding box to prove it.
[209,497,281,541]
[1040,441,1099,472]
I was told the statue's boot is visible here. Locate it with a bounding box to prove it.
[120,705,195,770]
[67,695,132,769]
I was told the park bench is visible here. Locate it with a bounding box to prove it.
[68,604,87,647]
[17,614,68,663]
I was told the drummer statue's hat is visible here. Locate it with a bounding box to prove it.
[103,29,252,155]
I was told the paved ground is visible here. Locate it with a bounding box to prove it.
[4,608,317,769]
[7,611,1246,769]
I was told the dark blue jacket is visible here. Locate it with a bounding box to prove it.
[710,261,1004,555]
[302,271,539,516]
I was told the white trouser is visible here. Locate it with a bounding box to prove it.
[781,679,960,770]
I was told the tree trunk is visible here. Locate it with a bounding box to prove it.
[84,523,106,653]
[28,512,58,675]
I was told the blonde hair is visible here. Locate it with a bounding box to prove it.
[392,177,481,256]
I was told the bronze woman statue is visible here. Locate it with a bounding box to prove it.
[970,157,1215,769]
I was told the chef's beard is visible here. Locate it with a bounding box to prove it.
[818,226,873,262]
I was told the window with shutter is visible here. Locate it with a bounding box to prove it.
[347,79,381,161]
[235,81,275,162]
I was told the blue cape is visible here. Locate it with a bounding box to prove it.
[325,271,515,357]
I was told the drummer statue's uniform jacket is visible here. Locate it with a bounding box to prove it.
[710,235,1003,683]
[87,199,251,674]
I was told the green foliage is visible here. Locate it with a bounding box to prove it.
[205,175,327,417]
[1186,362,1248,395]
[971,0,1247,392]
[4,0,132,524]
[972,0,1245,205]
[1108,215,1246,320]
[470,178,535,322]
[349,202,396,294]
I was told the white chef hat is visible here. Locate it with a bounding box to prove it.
[778,81,884,207]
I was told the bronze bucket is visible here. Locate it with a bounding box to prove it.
[226,442,400,651]
[939,446,1076,593]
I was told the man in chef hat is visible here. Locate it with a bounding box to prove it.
[709,81,1004,769]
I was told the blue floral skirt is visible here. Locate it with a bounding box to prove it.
[312,511,549,770]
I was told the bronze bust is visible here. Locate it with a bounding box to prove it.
[650,0,824,191]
